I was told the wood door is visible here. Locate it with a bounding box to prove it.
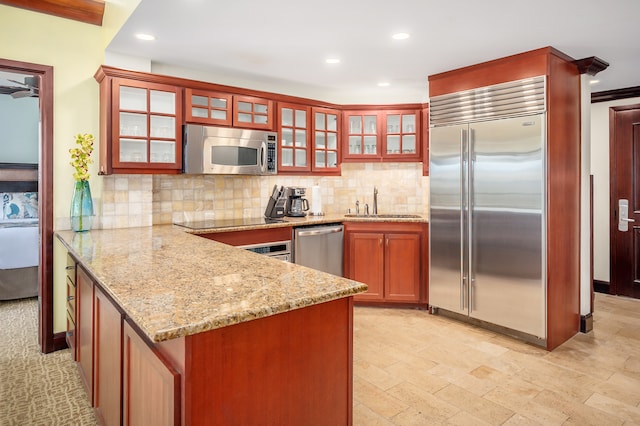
[123,320,180,426]
[610,104,640,298]
[347,232,384,301]
[94,286,123,426]
[385,233,421,302]
[77,266,94,405]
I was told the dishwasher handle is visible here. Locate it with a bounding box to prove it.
[295,226,343,237]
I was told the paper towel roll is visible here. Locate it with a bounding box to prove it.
[311,185,322,215]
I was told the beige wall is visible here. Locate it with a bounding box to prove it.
[590,96,640,283]
[0,2,139,333]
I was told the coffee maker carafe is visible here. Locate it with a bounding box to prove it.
[285,187,309,217]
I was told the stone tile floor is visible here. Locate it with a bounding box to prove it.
[352,293,640,425]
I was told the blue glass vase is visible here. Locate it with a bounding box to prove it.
[70,180,94,232]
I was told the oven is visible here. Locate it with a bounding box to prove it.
[238,240,291,262]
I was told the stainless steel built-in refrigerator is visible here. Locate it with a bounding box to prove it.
[429,76,547,342]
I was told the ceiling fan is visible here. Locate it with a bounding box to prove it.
[0,76,39,98]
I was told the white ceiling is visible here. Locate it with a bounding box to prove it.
[107,0,640,104]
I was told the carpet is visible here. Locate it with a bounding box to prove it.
[0,297,96,425]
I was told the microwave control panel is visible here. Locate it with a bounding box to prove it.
[267,136,277,174]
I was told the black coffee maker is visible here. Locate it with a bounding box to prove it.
[285,187,309,217]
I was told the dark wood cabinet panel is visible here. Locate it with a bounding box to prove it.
[345,222,427,305]
[123,320,180,426]
[93,286,123,426]
[348,232,385,301]
[199,226,292,246]
[76,265,94,405]
[385,233,421,301]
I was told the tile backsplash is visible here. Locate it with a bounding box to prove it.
[95,163,428,229]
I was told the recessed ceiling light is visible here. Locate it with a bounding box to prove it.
[135,33,155,41]
[377,82,390,87]
[325,58,341,64]
[590,79,600,85]
[392,32,410,40]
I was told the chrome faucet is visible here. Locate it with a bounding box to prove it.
[355,200,360,215]
[373,187,378,215]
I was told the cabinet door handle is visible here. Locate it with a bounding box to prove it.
[67,295,75,301]
[65,265,75,270]
[379,238,383,246]
[386,238,389,247]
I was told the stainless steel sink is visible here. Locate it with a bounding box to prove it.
[343,214,422,219]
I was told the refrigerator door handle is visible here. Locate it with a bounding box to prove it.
[468,128,475,314]
[460,128,467,310]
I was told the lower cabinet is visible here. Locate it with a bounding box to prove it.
[77,265,94,403]
[344,222,428,304]
[123,320,180,426]
[73,260,179,426]
[94,285,123,426]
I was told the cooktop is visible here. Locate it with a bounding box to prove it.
[174,217,286,231]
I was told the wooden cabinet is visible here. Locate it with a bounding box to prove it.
[185,89,275,130]
[277,104,341,174]
[76,265,94,403]
[185,88,233,126]
[65,253,77,360]
[312,107,341,174]
[123,319,180,426]
[95,67,183,175]
[345,222,427,304]
[342,107,422,162]
[278,103,311,172]
[422,104,430,175]
[233,95,274,130]
[93,286,123,426]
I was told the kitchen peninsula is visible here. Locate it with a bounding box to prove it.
[56,225,367,425]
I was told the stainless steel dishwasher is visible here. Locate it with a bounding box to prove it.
[293,224,344,277]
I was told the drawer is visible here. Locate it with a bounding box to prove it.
[66,253,76,284]
[66,278,76,319]
[66,310,76,361]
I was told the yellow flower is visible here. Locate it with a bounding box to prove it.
[69,133,94,181]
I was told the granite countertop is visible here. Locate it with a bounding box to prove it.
[56,225,368,343]
[176,213,427,234]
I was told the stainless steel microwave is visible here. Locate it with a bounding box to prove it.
[183,124,277,175]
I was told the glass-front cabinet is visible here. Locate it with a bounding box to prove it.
[278,103,310,172]
[343,108,422,162]
[343,111,380,160]
[185,88,232,126]
[232,95,274,130]
[109,78,183,174]
[382,110,421,160]
[312,107,341,174]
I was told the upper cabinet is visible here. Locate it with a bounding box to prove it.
[278,103,311,172]
[95,68,183,175]
[342,107,422,162]
[277,104,341,175]
[312,107,341,174]
[185,88,233,126]
[185,89,274,130]
[233,95,274,130]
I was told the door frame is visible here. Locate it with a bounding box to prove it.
[0,58,56,353]
[609,103,640,296]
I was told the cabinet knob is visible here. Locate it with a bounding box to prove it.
[67,295,75,302]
